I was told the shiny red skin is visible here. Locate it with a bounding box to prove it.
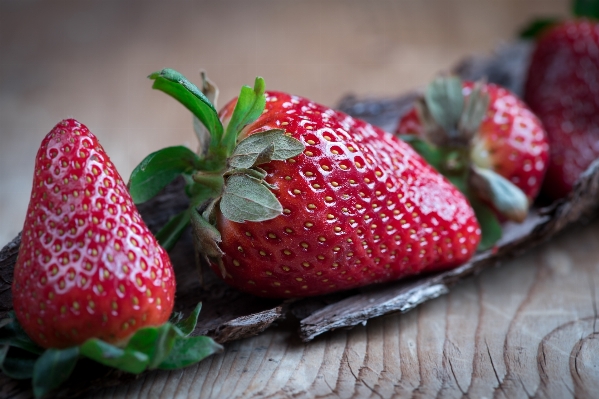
[13,119,175,348]
[397,82,549,202]
[214,92,481,298]
[525,19,599,200]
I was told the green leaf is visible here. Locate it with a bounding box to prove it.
[174,303,202,337]
[446,174,469,196]
[573,0,599,19]
[398,134,445,172]
[0,346,38,380]
[126,324,179,369]
[221,77,267,155]
[158,335,223,370]
[220,174,283,223]
[129,146,201,204]
[80,338,149,374]
[471,198,503,251]
[519,18,560,39]
[229,129,305,169]
[0,344,7,363]
[470,166,529,223]
[32,347,79,398]
[458,80,490,141]
[0,313,44,354]
[149,69,223,143]
[156,209,191,252]
[425,76,464,136]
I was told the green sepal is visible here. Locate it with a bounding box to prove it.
[126,324,179,369]
[32,347,79,398]
[220,174,283,223]
[194,71,220,156]
[0,345,37,380]
[519,18,560,39]
[0,312,44,354]
[190,207,224,258]
[174,303,203,336]
[149,69,224,145]
[190,207,225,277]
[200,70,219,108]
[155,209,191,252]
[79,339,149,374]
[424,76,464,139]
[573,0,599,19]
[129,146,201,204]
[221,77,267,155]
[228,129,305,169]
[225,167,268,181]
[458,80,490,141]
[470,165,529,223]
[470,197,503,251]
[158,335,223,370]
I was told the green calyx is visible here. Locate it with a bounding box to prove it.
[519,0,599,39]
[0,306,222,398]
[401,76,529,250]
[128,69,304,257]
[573,0,599,19]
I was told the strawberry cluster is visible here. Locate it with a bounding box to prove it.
[3,3,599,394]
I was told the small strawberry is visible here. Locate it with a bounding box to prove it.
[130,69,481,299]
[524,19,599,200]
[396,77,549,247]
[12,119,176,348]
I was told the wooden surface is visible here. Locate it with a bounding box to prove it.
[5,1,599,398]
[85,220,599,399]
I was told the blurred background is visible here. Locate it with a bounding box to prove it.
[0,0,570,245]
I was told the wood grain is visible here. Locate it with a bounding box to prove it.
[84,220,599,399]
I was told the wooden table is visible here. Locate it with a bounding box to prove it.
[5,1,599,398]
[79,220,598,399]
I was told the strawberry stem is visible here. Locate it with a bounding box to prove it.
[192,171,225,192]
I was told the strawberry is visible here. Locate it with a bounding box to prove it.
[12,119,176,349]
[213,93,481,297]
[129,69,481,299]
[524,19,599,200]
[396,77,549,247]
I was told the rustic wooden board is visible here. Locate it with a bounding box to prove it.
[87,219,599,398]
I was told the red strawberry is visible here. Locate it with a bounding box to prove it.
[13,119,176,349]
[212,92,481,297]
[524,19,599,200]
[131,69,481,300]
[396,78,549,233]
[398,81,549,204]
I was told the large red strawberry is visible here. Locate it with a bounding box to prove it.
[524,19,599,200]
[13,119,176,349]
[129,69,481,299]
[396,77,549,247]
